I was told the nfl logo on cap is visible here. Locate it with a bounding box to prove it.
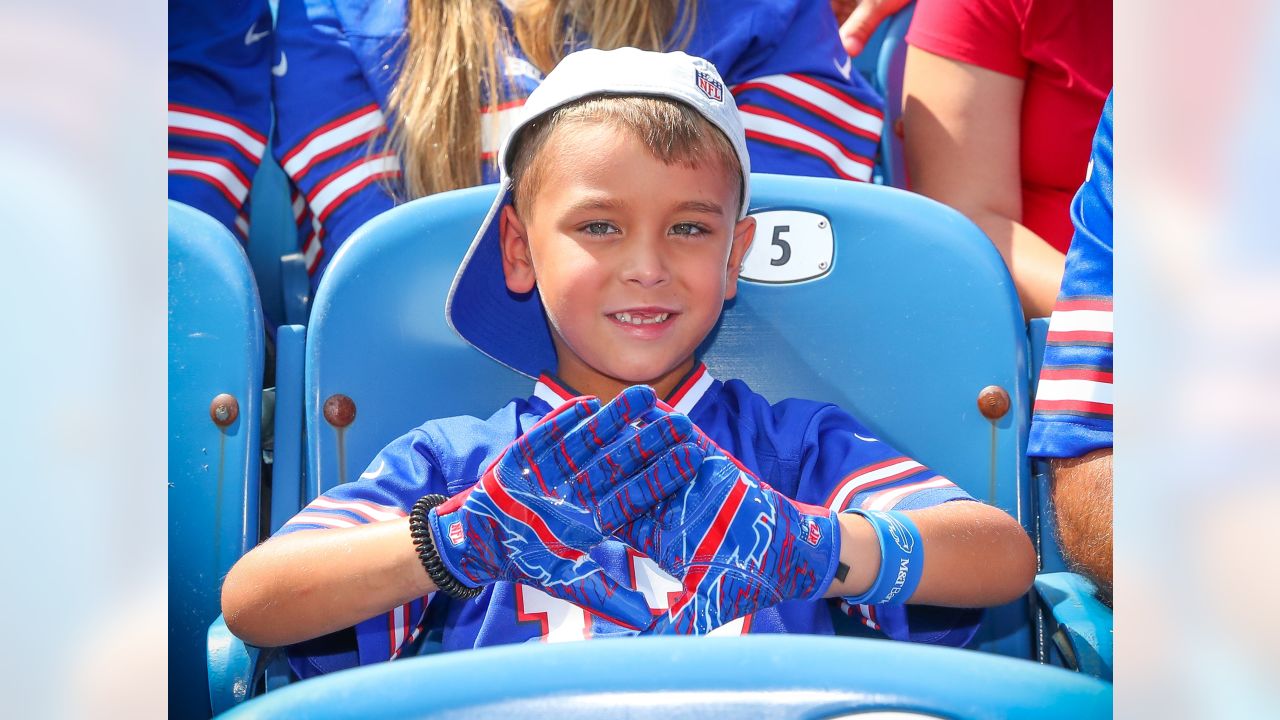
[695,69,723,102]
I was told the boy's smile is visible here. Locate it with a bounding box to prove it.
[500,121,755,401]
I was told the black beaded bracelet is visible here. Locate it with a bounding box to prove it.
[409,494,483,599]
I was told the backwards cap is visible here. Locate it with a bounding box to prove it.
[445,47,751,378]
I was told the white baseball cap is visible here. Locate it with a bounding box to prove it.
[446,47,751,379]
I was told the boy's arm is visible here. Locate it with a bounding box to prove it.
[222,519,434,648]
[827,500,1037,606]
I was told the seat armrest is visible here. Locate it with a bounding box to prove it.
[208,614,261,714]
[1034,572,1113,681]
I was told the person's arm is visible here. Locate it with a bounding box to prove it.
[222,519,433,648]
[832,0,912,57]
[1049,448,1113,598]
[903,46,1065,318]
[828,500,1036,605]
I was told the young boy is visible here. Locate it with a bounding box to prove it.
[221,48,1036,676]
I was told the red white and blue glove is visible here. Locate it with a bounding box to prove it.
[617,452,842,635]
[426,386,705,630]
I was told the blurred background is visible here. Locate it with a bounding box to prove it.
[0,0,1275,716]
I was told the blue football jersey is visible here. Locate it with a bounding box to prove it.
[168,0,273,240]
[271,0,885,287]
[276,364,980,677]
[1029,92,1114,458]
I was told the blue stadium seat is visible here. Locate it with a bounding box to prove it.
[169,201,265,718]
[304,173,1033,656]
[219,635,1111,719]
[873,2,915,188]
[211,173,1051,708]
[246,149,312,330]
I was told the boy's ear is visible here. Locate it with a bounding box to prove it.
[723,215,756,300]
[499,204,536,294]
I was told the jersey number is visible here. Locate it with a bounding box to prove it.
[515,557,749,642]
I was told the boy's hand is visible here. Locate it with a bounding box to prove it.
[617,453,842,635]
[426,386,705,631]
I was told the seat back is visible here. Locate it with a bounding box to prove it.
[169,201,265,718]
[220,636,1111,719]
[305,174,1032,657]
[873,2,915,188]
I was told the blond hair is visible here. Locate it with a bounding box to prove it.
[507,95,743,217]
[385,0,697,200]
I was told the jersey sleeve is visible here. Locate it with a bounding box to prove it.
[272,0,401,288]
[168,0,273,240]
[1028,92,1114,458]
[795,405,982,646]
[906,0,1027,79]
[277,427,449,676]
[695,0,884,182]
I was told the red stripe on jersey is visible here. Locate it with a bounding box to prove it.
[1033,399,1113,415]
[281,104,380,166]
[782,73,884,120]
[665,363,708,407]
[168,103,267,143]
[168,150,252,187]
[822,456,910,507]
[168,125,261,163]
[306,152,399,222]
[1039,368,1113,383]
[538,375,576,402]
[741,105,874,169]
[289,127,384,181]
[1046,330,1113,344]
[732,81,880,142]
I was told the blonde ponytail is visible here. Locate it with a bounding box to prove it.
[387,0,697,200]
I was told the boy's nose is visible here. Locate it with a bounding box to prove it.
[620,237,671,288]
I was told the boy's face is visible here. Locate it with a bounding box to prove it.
[500,121,755,400]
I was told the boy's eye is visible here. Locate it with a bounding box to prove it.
[671,222,709,237]
[582,221,617,236]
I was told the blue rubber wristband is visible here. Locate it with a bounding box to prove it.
[841,509,924,605]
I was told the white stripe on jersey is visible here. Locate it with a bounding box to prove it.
[168,109,266,160]
[292,194,306,222]
[234,214,249,238]
[303,217,323,269]
[310,154,400,220]
[307,496,405,523]
[481,104,525,156]
[283,107,386,178]
[671,369,715,416]
[1047,309,1113,333]
[865,476,956,511]
[1035,379,1114,405]
[827,460,923,511]
[168,156,250,203]
[738,74,883,137]
[285,512,359,529]
[739,109,873,181]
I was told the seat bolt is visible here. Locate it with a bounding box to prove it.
[324,394,357,428]
[210,394,239,427]
[977,386,1010,420]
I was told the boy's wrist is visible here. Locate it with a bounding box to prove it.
[837,509,925,606]
[411,494,484,598]
[826,511,880,598]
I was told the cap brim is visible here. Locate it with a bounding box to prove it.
[445,180,557,378]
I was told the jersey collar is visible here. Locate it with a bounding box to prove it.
[533,362,715,417]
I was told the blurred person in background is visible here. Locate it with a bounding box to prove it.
[902,0,1111,319]
[1028,92,1113,601]
[168,0,273,242]
[273,0,886,289]
[831,0,912,58]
